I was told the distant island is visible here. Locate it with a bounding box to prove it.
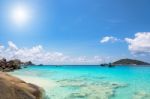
[112,58,150,65]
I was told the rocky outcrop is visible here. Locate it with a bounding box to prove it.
[22,61,34,66]
[0,58,21,72]
[0,72,44,99]
[0,58,34,72]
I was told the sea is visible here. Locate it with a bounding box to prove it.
[9,65,150,99]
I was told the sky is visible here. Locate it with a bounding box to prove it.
[0,0,150,64]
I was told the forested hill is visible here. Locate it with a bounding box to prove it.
[113,59,150,65]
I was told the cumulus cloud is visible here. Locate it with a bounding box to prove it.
[125,32,150,54]
[100,36,119,43]
[0,41,109,65]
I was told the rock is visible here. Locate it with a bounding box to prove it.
[0,72,44,99]
[23,61,34,66]
[0,58,34,72]
[0,58,22,72]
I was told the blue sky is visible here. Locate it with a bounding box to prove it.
[0,0,150,64]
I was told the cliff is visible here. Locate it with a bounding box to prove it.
[0,72,44,99]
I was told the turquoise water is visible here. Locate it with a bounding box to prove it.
[10,65,150,99]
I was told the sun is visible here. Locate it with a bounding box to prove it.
[11,5,30,26]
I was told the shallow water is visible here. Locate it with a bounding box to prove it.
[10,65,150,99]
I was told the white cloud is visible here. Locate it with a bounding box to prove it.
[8,41,18,50]
[0,41,110,65]
[125,32,150,54]
[0,45,4,50]
[100,36,119,43]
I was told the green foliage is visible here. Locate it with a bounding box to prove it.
[113,58,150,65]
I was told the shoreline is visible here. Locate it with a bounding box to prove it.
[10,74,58,89]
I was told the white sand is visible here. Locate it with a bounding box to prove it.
[11,75,57,89]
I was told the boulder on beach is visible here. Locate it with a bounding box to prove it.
[0,72,44,99]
